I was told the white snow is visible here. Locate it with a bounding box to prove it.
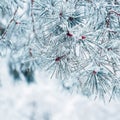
[0,57,120,120]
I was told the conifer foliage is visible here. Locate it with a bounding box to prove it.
[0,0,120,100]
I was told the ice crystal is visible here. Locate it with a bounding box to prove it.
[0,0,120,100]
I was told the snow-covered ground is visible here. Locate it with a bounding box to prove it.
[0,57,120,120]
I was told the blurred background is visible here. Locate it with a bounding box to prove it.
[0,56,120,120]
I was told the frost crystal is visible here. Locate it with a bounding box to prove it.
[0,0,120,100]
